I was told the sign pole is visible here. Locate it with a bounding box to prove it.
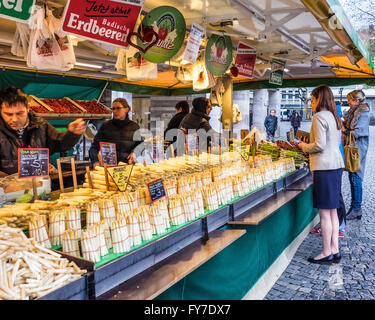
[86,166,93,189]
[56,158,64,193]
[104,165,110,191]
[71,157,78,190]
[32,177,38,201]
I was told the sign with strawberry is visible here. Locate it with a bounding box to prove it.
[205,34,233,76]
[135,6,186,63]
[234,42,257,79]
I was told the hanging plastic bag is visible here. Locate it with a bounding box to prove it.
[46,8,76,71]
[115,48,127,74]
[125,46,157,81]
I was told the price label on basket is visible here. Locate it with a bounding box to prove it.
[18,148,49,179]
[100,142,117,166]
[147,178,166,202]
[106,165,133,192]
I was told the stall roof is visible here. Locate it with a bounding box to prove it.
[0,0,373,97]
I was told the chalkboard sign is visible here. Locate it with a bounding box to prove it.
[185,133,198,153]
[18,148,49,179]
[107,165,133,192]
[100,142,117,166]
[147,178,166,202]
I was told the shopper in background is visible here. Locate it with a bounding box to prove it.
[264,109,278,142]
[164,100,190,144]
[342,90,370,220]
[298,85,344,264]
[290,110,301,137]
[89,98,142,166]
[0,86,85,177]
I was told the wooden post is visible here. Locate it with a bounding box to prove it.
[71,157,78,190]
[98,154,103,167]
[32,177,38,201]
[86,166,93,189]
[56,158,64,193]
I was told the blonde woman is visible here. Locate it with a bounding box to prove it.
[342,90,370,220]
[298,86,344,264]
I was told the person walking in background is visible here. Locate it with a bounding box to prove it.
[264,109,278,142]
[290,110,301,137]
[342,90,370,220]
[164,100,190,144]
[298,85,344,264]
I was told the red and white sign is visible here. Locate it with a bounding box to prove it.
[234,42,257,79]
[61,0,144,49]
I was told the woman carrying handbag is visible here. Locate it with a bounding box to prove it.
[342,90,370,220]
[298,86,344,264]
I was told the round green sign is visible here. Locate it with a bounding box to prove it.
[137,6,186,63]
[205,34,233,76]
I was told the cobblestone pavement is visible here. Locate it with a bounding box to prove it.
[264,125,375,300]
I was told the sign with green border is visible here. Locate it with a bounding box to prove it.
[205,34,233,76]
[0,0,35,23]
[137,6,186,63]
[269,58,286,85]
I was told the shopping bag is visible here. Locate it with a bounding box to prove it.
[343,131,360,172]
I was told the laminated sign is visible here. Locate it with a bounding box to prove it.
[234,42,257,79]
[0,0,35,23]
[100,142,117,166]
[269,58,286,85]
[61,0,144,49]
[205,34,233,76]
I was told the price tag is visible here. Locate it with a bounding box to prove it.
[18,148,49,179]
[106,165,133,192]
[147,178,166,203]
[185,133,198,153]
[240,145,250,161]
[100,142,117,166]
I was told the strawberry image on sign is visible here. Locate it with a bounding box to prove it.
[158,27,169,40]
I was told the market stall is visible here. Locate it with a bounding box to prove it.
[0,0,373,301]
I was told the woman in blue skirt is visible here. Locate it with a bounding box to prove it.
[298,86,344,264]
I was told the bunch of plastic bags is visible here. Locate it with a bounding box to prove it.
[12,5,76,71]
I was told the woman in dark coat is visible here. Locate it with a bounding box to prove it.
[164,100,190,143]
[290,110,301,137]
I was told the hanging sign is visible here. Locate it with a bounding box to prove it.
[61,0,144,49]
[205,34,233,76]
[234,42,257,79]
[147,178,166,202]
[107,165,133,192]
[269,58,286,85]
[0,0,35,23]
[18,148,49,179]
[100,142,117,166]
[182,22,204,64]
[135,6,186,63]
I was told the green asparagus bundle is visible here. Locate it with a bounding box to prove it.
[256,142,280,161]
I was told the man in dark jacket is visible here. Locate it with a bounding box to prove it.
[89,98,142,166]
[0,86,86,177]
[264,109,278,142]
[177,97,214,155]
[164,100,189,143]
[290,110,301,137]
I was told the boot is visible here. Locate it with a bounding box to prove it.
[346,208,362,220]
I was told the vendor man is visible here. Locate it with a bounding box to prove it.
[0,86,86,177]
[89,97,142,166]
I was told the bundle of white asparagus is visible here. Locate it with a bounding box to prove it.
[148,203,166,235]
[98,199,116,226]
[135,207,153,241]
[81,225,100,262]
[136,187,149,207]
[126,214,142,247]
[200,169,213,186]
[181,193,196,222]
[127,191,139,210]
[95,222,108,257]
[64,206,81,239]
[164,179,177,198]
[191,189,205,218]
[111,193,132,219]
[86,201,101,228]
[153,199,170,230]
[101,220,112,250]
[49,210,65,247]
[168,195,185,226]
[62,229,80,257]
[110,218,131,254]
[28,215,51,249]
[0,224,86,300]
[202,184,220,211]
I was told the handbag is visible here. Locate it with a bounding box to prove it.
[343,131,360,172]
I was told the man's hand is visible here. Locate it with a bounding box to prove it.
[127,152,136,164]
[49,163,58,174]
[298,142,305,150]
[68,118,86,135]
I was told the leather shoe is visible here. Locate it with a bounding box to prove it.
[307,254,334,264]
[346,208,362,220]
[332,252,341,263]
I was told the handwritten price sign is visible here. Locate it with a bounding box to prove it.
[147,178,166,202]
[106,165,133,192]
[18,148,49,179]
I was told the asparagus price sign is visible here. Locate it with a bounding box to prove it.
[240,144,250,161]
[107,165,133,192]
[61,0,144,49]
[18,148,49,179]
[100,142,117,166]
[147,178,166,202]
[0,0,35,23]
